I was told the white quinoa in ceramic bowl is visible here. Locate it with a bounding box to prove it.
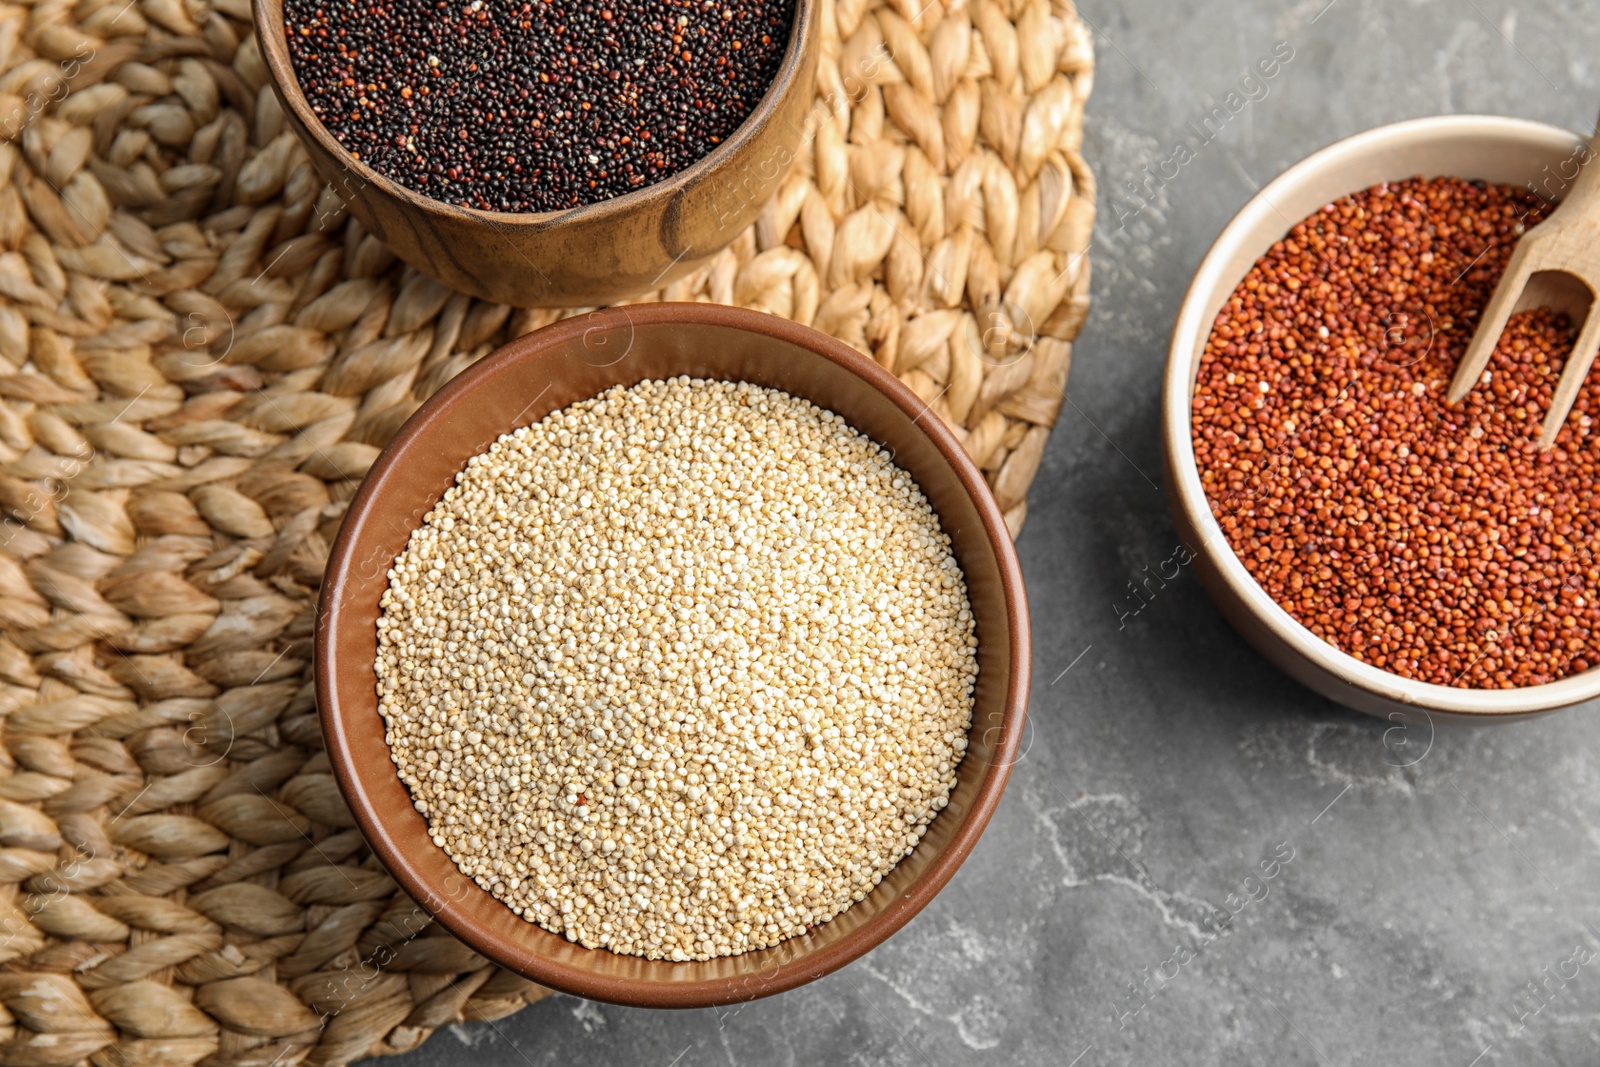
[375,377,978,961]
[316,303,1029,1007]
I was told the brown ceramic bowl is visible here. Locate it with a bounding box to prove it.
[253,0,818,307]
[316,304,1030,1007]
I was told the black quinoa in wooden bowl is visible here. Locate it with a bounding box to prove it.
[284,0,795,213]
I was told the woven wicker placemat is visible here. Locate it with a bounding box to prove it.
[0,0,1093,1062]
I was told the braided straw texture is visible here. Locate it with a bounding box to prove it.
[0,0,1093,1060]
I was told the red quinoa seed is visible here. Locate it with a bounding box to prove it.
[1193,176,1600,690]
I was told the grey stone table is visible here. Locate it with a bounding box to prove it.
[391,1,1600,1063]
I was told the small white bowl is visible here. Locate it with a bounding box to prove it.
[1163,115,1600,723]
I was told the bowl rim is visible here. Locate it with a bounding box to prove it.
[315,303,1031,1005]
[253,0,816,225]
[1164,113,1600,718]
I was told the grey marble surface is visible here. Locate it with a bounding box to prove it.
[389,1,1600,1063]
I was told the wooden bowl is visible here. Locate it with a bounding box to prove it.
[253,0,818,307]
[1165,115,1600,724]
[317,304,1030,1006]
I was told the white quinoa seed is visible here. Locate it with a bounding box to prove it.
[375,377,978,961]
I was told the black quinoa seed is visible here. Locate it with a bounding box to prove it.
[285,0,794,213]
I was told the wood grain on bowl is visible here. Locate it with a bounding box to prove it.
[253,0,818,307]
[316,304,1030,1006]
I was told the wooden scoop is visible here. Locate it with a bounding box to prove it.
[1446,116,1600,449]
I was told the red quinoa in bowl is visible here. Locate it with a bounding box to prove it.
[1192,176,1600,689]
